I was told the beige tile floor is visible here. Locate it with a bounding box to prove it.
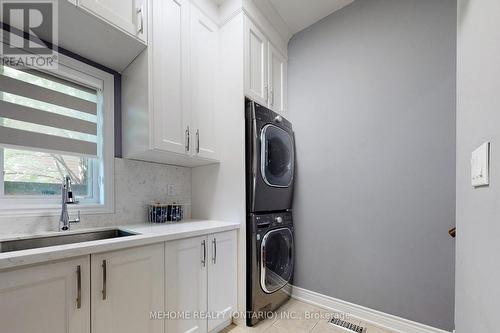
[221,299,393,333]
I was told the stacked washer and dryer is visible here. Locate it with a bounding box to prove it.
[245,100,296,326]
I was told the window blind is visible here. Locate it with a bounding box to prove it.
[0,66,99,157]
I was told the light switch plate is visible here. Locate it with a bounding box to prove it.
[471,142,490,187]
[167,184,176,196]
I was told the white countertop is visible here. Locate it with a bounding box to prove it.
[0,220,240,270]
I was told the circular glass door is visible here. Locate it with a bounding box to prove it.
[260,124,294,187]
[260,228,294,293]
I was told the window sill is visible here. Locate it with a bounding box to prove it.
[0,202,114,218]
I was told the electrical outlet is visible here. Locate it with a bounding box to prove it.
[167,184,176,196]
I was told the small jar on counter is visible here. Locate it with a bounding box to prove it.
[148,202,183,223]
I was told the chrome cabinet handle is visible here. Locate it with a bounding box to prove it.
[196,129,200,154]
[102,260,107,300]
[270,86,274,107]
[76,265,81,309]
[264,85,268,104]
[185,126,190,152]
[201,240,206,266]
[212,238,217,264]
[137,5,144,34]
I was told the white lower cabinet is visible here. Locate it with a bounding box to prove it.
[165,235,208,333]
[165,230,237,333]
[91,243,164,333]
[0,256,90,333]
[0,230,237,333]
[207,231,238,332]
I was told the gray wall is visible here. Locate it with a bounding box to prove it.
[455,1,500,332]
[287,0,456,330]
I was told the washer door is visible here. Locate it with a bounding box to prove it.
[260,124,294,188]
[260,228,294,293]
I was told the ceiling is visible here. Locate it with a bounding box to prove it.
[268,0,354,35]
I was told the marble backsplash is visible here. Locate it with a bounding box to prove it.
[0,158,191,235]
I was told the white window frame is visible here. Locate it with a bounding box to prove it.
[0,52,115,217]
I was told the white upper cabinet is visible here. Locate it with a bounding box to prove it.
[190,5,218,161]
[245,17,268,106]
[91,244,164,333]
[6,1,148,72]
[151,0,190,156]
[122,0,219,166]
[268,43,287,116]
[207,231,237,332]
[122,1,287,167]
[78,0,147,43]
[244,16,288,115]
[0,257,90,333]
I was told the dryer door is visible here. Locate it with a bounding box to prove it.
[260,228,294,293]
[260,124,294,188]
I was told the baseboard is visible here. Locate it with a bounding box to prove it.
[210,318,232,333]
[291,286,452,333]
[232,316,246,327]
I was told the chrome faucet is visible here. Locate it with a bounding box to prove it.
[59,175,80,231]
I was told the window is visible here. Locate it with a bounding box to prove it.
[0,54,115,216]
[2,148,95,198]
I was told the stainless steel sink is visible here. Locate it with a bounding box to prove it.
[0,229,136,253]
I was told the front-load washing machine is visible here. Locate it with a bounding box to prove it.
[246,211,294,326]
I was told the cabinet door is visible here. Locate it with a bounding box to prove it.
[244,17,268,106]
[190,5,218,161]
[207,230,237,332]
[165,236,208,333]
[91,244,164,333]
[151,0,191,155]
[268,43,287,116]
[0,257,90,333]
[79,0,147,42]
